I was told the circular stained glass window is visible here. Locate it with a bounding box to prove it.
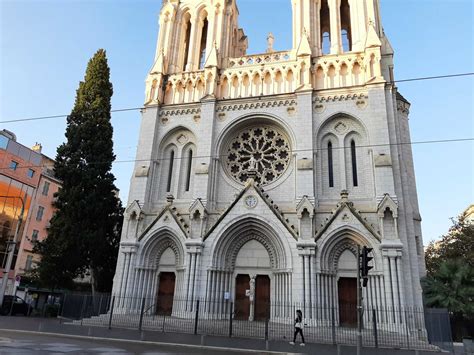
[224,125,291,185]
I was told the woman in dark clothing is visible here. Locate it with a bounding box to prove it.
[289,309,305,346]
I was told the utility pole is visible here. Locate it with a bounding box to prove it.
[0,195,25,308]
[356,245,362,355]
[357,245,374,355]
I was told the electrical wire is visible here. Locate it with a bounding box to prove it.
[0,137,472,172]
[1,72,473,124]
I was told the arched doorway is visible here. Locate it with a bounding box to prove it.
[208,217,290,320]
[233,240,272,321]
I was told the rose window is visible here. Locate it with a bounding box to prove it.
[224,126,291,185]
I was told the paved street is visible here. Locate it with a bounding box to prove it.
[0,331,278,355]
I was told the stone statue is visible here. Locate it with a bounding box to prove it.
[266,32,275,53]
[248,155,257,171]
[249,275,255,302]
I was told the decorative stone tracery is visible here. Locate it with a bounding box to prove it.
[223,125,291,185]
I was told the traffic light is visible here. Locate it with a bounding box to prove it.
[361,246,373,287]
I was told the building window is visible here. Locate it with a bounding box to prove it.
[328,141,334,188]
[320,0,331,54]
[166,150,175,193]
[185,149,193,192]
[31,230,39,242]
[351,140,358,187]
[27,169,35,178]
[182,15,192,71]
[36,206,44,221]
[199,18,209,69]
[25,255,33,271]
[0,134,8,149]
[340,0,352,52]
[42,181,50,196]
[9,161,18,171]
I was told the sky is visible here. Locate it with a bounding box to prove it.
[0,0,473,244]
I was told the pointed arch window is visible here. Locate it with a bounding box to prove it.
[182,17,192,71]
[328,141,334,187]
[199,18,209,69]
[340,0,352,52]
[320,0,331,54]
[185,149,193,192]
[351,140,358,187]
[167,150,175,192]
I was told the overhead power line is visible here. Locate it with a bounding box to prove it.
[0,137,472,172]
[1,72,473,124]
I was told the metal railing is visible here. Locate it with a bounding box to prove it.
[59,294,452,351]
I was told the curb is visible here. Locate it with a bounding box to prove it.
[0,328,296,354]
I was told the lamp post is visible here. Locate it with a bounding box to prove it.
[0,195,25,308]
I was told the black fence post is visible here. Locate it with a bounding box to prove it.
[331,306,336,345]
[372,309,378,348]
[228,302,233,338]
[405,309,410,349]
[108,296,115,330]
[194,300,200,335]
[265,318,269,341]
[138,297,146,331]
[80,295,87,326]
[59,294,67,323]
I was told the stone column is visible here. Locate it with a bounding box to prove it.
[348,0,361,51]
[328,0,342,54]
[186,15,199,71]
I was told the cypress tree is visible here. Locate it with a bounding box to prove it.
[35,49,123,293]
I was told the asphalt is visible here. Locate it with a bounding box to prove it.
[0,316,451,355]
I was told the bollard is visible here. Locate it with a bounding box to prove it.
[108,296,115,330]
[194,300,200,335]
[138,297,146,331]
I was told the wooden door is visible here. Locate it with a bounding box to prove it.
[338,277,357,327]
[156,272,176,315]
[255,275,270,321]
[234,274,250,320]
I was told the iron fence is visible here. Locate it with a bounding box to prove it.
[59,294,451,351]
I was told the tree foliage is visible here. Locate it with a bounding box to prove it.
[425,212,474,276]
[422,209,474,339]
[34,49,123,292]
[422,260,474,316]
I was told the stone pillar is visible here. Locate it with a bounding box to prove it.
[295,91,315,200]
[328,0,342,54]
[193,98,217,206]
[348,0,361,51]
[186,15,199,71]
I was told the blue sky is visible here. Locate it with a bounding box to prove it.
[1,0,473,244]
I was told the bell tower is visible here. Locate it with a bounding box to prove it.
[292,0,383,56]
[145,0,247,105]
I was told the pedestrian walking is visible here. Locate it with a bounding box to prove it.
[289,309,305,346]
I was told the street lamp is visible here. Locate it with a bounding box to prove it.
[0,195,25,308]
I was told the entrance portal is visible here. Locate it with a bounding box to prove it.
[235,274,250,319]
[156,272,176,315]
[338,277,357,326]
[254,275,270,321]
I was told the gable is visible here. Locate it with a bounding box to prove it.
[315,203,381,242]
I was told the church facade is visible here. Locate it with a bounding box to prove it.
[112,0,426,324]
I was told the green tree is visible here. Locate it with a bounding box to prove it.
[34,49,123,293]
[422,260,474,314]
[425,213,474,275]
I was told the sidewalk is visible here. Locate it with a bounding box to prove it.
[0,316,447,355]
